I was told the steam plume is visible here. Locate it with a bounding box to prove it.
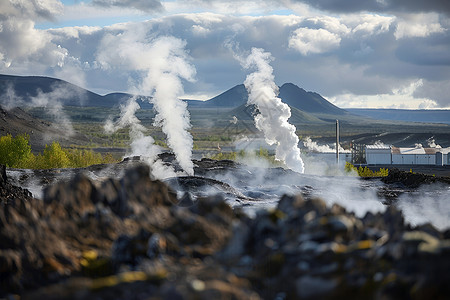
[97,33,196,175]
[143,36,196,175]
[427,137,442,148]
[104,97,177,178]
[104,96,150,154]
[239,47,304,173]
[1,82,78,137]
[303,137,350,153]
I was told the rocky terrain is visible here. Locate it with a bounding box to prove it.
[1,160,450,299]
[0,106,87,151]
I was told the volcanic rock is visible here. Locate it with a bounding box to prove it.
[382,167,450,188]
[1,162,450,299]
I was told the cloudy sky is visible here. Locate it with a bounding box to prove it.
[1,0,450,109]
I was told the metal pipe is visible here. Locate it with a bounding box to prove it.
[336,120,339,164]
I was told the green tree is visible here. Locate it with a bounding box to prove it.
[41,142,70,169]
[66,149,100,168]
[0,134,32,167]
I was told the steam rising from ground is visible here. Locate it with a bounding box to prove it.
[98,33,196,176]
[104,97,176,179]
[145,37,196,175]
[0,82,82,137]
[29,85,76,136]
[104,97,155,157]
[208,159,386,218]
[397,185,450,230]
[303,137,350,153]
[236,47,304,173]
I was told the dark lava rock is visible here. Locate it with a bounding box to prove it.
[382,167,450,188]
[1,162,450,299]
[164,175,251,202]
[0,164,6,186]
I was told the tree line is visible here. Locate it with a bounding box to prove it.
[0,134,116,169]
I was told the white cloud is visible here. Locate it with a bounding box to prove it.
[0,0,73,73]
[48,26,102,39]
[395,13,446,39]
[41,13,445,108]
[1,0,450,109]
[303,15,350,35]
[165,0,286,16]
[330,79,440,109]
[288,27,341,55]
[413,79,450,108]
[348,14,394,35]
[0,0,63,21]
[91,0,163,13]
[191,24,210,36]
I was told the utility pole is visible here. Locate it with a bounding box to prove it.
[336,120,339,165]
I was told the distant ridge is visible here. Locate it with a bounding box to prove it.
[0,105,86,150]
[187,82,348,116]
[0,74,151,108]
[278,83,347,115]
[0,74,103,107]
[347,108,450,125]
[186,84,248,108]
[5,74,449,127]
[229,103,327,124]
[1,74,347,116]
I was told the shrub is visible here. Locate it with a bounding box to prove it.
[209,152,237,161]
[344,162,357,174]
[67,149,117,168]
[66,149,102,168]
[345,162,388,177]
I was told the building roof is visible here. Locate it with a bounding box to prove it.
[390,147,437,155]
[367,144,450,155]
[366,144,390,150]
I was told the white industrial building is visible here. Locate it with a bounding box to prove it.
[365,145,450,166]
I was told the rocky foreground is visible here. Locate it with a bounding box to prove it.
[1,163,450,299]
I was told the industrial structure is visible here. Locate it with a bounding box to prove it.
[365,145,450,166]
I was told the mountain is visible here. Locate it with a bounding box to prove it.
[347,108,450,125]
[0,74,103,107]
[186,84,248,108]
[0,74,150,108]
[1,74,345,116]
[187,82,348,116]
[278,83,347,115]
[228,103,326,125]
[0,106,86,151]
[102,93,153,109]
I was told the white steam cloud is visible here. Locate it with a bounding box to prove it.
[427,137,442,148]
[0,82,81,137]
[30,85,77,136]
[104,97,177,178]
[145,37,196,175]
[236,47,304,173]
[97,32,196,175]
[303,136,350,153]
[397,185,450,230]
